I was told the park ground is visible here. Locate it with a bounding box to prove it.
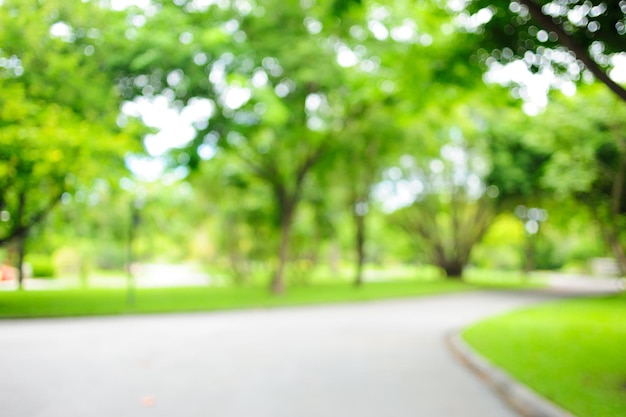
[464,289,626,417]
[0,271,623,417]
[0,264,547,318]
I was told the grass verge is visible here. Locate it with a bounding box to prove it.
[0,279,475,319]
[463,293,626,417]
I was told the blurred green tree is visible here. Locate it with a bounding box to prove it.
[336,0,626,101]
[0,0,141,287]
[484,84,626,273]
[385,93,499,279]
[533,86,626,272]
[461,0,626,102]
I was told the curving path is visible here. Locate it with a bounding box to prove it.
[0,285,616,417]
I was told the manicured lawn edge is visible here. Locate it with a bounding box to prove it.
[0,279,476,319]
[462,294,626,417]
[447,330,575,417]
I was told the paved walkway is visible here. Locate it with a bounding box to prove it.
[0,284,618,417]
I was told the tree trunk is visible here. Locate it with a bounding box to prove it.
[228,250,248,286]
[270,206,294,295]
[441,261,464,279]
[262,144,325,295]
[353,211,366,287]
[16,236,26,291]
[608,233,626,276]
[79,261,89,289]
[523,234,535,274]
[608,142,626,275]
[593,211,626,276]
[225,218,248,286]
[329,239,341,275]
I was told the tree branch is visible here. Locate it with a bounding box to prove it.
[295,139,328,188]
[518,0,626,103]
[0,190,63,246]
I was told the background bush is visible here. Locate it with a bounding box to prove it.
[26,254,55,278]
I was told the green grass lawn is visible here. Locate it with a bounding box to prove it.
[0,279,474,319]
[463,294,626,417]
[0,268,541,319]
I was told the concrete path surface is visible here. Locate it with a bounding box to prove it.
[0,288,612,417]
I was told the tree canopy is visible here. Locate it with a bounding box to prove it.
[0,0,141,286]
[2,0,625,290]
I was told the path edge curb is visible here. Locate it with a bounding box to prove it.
[446,330,577,417]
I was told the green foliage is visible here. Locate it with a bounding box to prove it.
[483,85,626,273]
[25,254,55,278]
[471,213,524,271]
[533,233,564,270]
[2,0,622,281]
[0,0,140,252]
[465,0,626,56]
[457,0,626,102]
[486,114,552,205]
[392,194,495,278]
[51,246,84,277]
[464,294,626,417]
[331,0,362,17]
[387,110,499,278]
[533,87,626,271]
[536,87,626,195]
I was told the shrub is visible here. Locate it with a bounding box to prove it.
[26,254,55,278]
[52,247,81,276]
[93,244,126,270]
